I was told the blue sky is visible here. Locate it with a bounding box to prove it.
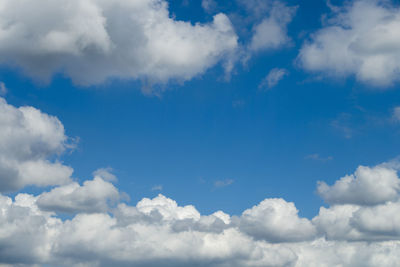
[2,0,400,266]
[3,0,400,218]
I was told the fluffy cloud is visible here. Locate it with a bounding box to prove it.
[313,201,400,242]
[3,190,400,266]
[237,198,316,242]
[0,0,238,89]
[317,165,400,205]
[2,99,400,266]
[298,0,400,87]
[0,97,72,192]
[36,175,120,214]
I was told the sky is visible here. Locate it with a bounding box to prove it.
[2,0,400,266]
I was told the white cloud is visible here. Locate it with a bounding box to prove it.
[313,201,400,242]
[3,99,400,266]
[298,0,400,87]
[4,189,400,266]
[0,97,72,192]
[237,198,317,242]
[259,68,288,89]
[36,176,120,214]
[136,194,200,221]
[317,165,400,205]
[0,0,238,92]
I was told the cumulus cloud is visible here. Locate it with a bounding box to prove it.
[0,97,72,192]
[4,188,400,266]
[298,0,400,87]
[237,198,317,243]
[317,165,400,205]
[0,0,238,91]
[259,68,288,89]
[36,176,120,214]
[3,99,400,266]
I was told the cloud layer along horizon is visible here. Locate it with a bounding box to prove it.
[2,98,400,266]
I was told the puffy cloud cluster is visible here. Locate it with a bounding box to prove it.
[317,165,400,205]
[0,0,238,89]
[2,99,400,266]
[0,97,72,192]
[298,0,400,87]
[36,175,120,214]
[314,163,400,242]
[3,180,400,266]
[237,198,316,243]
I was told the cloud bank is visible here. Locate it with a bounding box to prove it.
[298,0,400,87]
[0,0,238,89]
[1,98,400,266]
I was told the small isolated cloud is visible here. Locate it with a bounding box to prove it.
[151,185,163,191]
[248,2,297,52]
[305,153,333,162]
[259,68,288,90]
[392,106,400,122]
[232,100,245,108]
[214,179,234,188]
[0,82,7,95]
[202,0,218,13]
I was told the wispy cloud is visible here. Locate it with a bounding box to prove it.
[392,107,400,122]
[331,113,353,139]
[305,154,333,162]
[214,179,234,188]
[259,68,289,90]
[151,185,163,191]
[0,82,7,96]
